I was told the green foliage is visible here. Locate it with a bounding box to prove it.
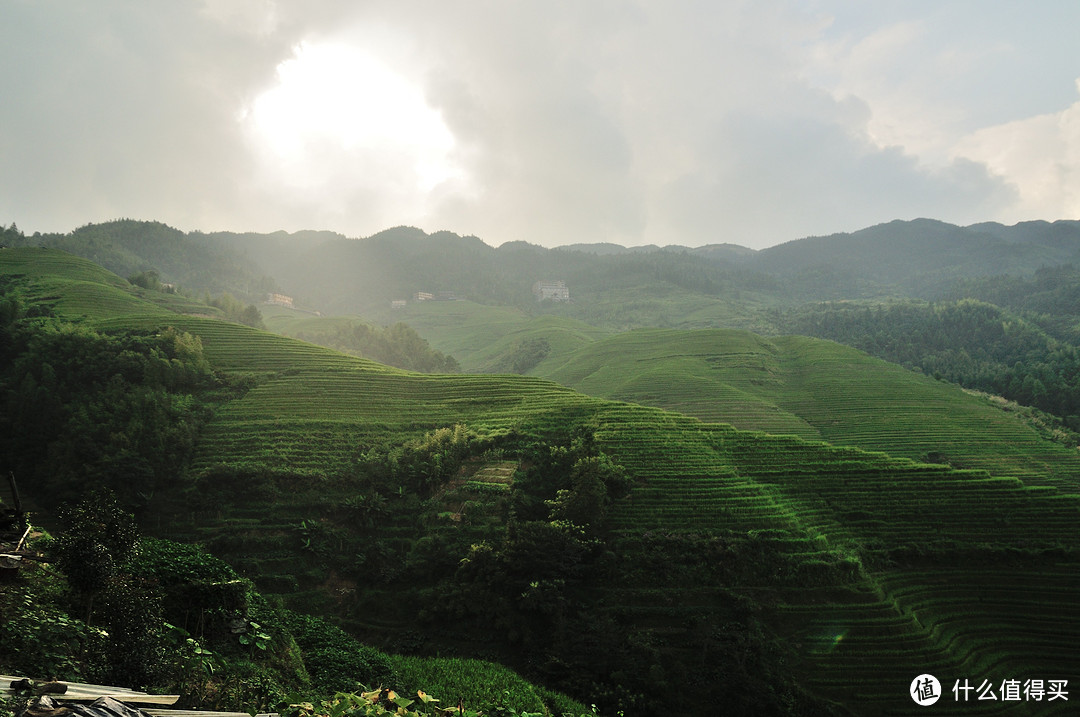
[284,611,396,695]
[0,587,108,681]
[0,694,30,717]
[364,425,487,494]
[210,292,266,329]
[128,269,169,292]
[42,492,169,688]
[497,337,551,375]
[280,688,463,717]
[545,453,628,532]
[279,684,595,717]
[776,298,1080,429]
[0,312,220,508]
[947,264,1080,342]
[96,575,168,688]
[213,660,292,713]
[292,321,461,373]
[238,621,273,656]
[162,622,218,706]
[50,489,140,614]
[130,537,240,586]
[389,656,550,716]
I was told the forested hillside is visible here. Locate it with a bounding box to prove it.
[2,221,279,301]
[775,299,1080,431]
[262,309,460,374]
[2,247,1079,715]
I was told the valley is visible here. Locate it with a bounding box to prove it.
[2,219,1079,715]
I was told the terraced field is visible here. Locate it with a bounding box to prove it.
[374,300,539,366]
[5,248,1078,714]
[541,328,1080,489]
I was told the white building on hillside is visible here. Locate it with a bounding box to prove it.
[532,280,570,302]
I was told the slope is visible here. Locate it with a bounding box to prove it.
[12,220,279,300]
[540,328,1080,488]
[3,248,1078,715]
[751,218,1080,296]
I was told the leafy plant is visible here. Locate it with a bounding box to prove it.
[238,620,273,657]
[163,622,218,706]
[282,611,396,695]
[0,588,107,681]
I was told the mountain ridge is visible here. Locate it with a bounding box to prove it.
[3,245,1080,714]
[12,217,1080,314]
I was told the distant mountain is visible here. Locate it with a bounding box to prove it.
[269,218,1080,315]
[6,247,1080,715]
[16,216,1080,322]
[750,218,1080,293]
[551,242,635,255]
[9,220,279,301]
[689,242,759,262]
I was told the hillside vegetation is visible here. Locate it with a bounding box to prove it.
[2,247,1079,715]
[535,327,1080,487]
[263,308,461,374]
[774,298,1080,431]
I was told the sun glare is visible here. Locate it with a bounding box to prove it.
[247,42,458,191]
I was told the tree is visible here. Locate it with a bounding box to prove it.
[50,488,140,623]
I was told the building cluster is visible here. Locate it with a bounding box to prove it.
[532,280,570,302]
[392,290,460,308]
[266,293,295,308]
[392,281,569,309]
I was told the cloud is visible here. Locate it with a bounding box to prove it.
[0,1,1073,248]
[952,82,1080,222]
[650,108,1016,247]
[0,0,298,232]
[395,0,1018,246]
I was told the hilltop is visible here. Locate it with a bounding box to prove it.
[13,217,1080,322]
[2,247,1079,714]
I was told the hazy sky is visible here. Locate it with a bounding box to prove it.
[4,1,1080,249]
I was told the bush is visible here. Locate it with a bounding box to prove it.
[96,575,167,689]
[282,611,396,695]
[0,588,107,681]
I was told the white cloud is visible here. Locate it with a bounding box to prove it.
[0,1,1077,247]
[953,80,1080,222]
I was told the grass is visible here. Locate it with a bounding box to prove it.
[389,655,552,715]
[376,300,533,366]
[4,247,1080,715]
[539,328,1080,488]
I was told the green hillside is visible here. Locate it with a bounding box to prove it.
[0,246,223,321]
[3,248,1079,715]
[395,306,609,374]
[262,307,460,373]
[539,328,1080,487]
[5,220,279,301]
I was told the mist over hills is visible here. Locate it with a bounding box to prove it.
[3,246,1080,715]
[8,217,1080,326]
[5,218,1080,713]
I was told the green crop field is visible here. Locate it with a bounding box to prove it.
[539,328,1080,489]
[4,247,1078,714]
[373,299,533,364]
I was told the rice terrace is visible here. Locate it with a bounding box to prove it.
[0,216,1078,717]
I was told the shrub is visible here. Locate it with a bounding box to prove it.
[0,588,107,681]
[282,611,396,695]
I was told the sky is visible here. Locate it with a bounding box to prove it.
[3,1,1080,250]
